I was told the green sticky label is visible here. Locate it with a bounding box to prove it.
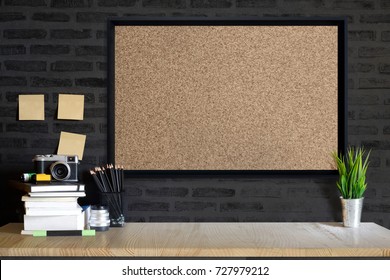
[82,230,96,236]
[33,230,47,237]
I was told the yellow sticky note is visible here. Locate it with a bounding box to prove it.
[58,94,84,120]
[57,131,86,160]
[18,94,44,120]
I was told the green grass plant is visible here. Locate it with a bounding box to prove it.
[332,147,370,199]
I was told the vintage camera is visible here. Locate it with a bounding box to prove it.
[33,154,79,182]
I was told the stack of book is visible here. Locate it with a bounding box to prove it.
[9,180,86,234]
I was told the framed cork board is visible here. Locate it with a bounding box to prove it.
[108,18,346,174]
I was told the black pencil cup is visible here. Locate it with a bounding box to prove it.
[99,192,125,227]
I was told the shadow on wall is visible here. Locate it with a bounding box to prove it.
[0,164,29,226]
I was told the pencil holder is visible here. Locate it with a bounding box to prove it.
[99,192,125,227]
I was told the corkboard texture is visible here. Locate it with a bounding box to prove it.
[114,25,339,170]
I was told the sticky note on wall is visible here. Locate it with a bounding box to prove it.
[18,94,45,120]
[58,94,84,120]
[57,131,86,160]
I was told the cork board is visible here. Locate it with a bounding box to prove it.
[109,19,346,172]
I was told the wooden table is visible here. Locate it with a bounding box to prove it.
[1,222,390,257]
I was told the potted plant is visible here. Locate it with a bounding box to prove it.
[332,147,370,228]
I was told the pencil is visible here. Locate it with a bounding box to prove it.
[90,170,104,192]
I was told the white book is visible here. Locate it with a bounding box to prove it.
[29,183,85,193]
[20,230,34,235]
[23,213,84,231]
[25,205,83,216]
[10,181,84,193]
[28,191,86,198]
[24,200,79,208]
[22,195,78,202]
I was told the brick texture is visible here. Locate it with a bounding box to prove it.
[51,0,91,8]
[50,29,92,39]
[0,13,26,22]
[0,0,390,229]
[0,45,26,55]
[30,45,71,55]
[4,0,47,6]
[98,0,137,6]
[3,29,47,39]
[32,13,71,22]
[4,60,46,72]
[51,61,93,72]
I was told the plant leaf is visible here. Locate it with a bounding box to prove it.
[332,146,369,199]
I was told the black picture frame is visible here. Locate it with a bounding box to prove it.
[107,17,347,176]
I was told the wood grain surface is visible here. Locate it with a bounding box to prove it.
[1,223,390,257]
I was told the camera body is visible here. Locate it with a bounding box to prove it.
[33,154,79,182]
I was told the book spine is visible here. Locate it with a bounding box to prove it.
[33,230,95,237]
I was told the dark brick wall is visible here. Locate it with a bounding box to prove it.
[1,0,390,228]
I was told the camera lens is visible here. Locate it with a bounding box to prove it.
[50,162,71,181]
